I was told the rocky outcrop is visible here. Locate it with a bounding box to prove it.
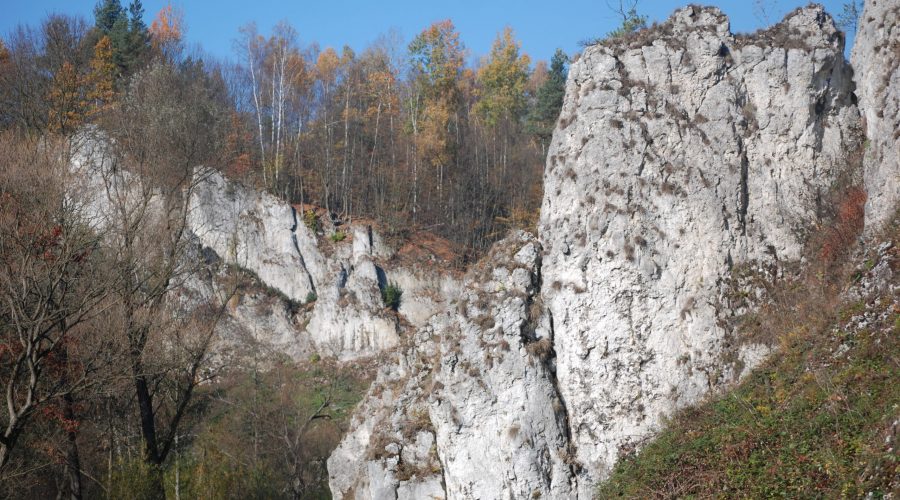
[328,232,577,499]
[70,137,460,363]
[539,5,860,488]
[328,5,874,497]
[852,0,900,233]
[186,171,462,360]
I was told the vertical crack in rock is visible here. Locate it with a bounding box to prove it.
[739,146,750,235]
[289,205,317,295]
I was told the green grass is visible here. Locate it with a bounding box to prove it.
[599,263,899,498]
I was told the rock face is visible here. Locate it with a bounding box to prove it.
[70,138,460,362]
[328,232,578,499]
[328,5,878,498]
[852,0,900,233]
[187,171,462,360]
[539,5,859,487]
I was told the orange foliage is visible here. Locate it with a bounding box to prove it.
[149,3,184,56]
[0,39,9,65]
[47,62,86,134]
[819,186,867,262]
[87,36,116,116]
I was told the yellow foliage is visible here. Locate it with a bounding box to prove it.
[47,62,86,134]
[87,36,117,116]
[474,27,531,126]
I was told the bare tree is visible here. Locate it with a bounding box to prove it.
[93,59,234,495]
[0,133,113,497]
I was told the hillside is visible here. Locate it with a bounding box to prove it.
[600,216,899,497]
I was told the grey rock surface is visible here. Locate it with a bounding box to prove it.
[327,232,578,499]
[539,5,860,487]
[852,0,900,233]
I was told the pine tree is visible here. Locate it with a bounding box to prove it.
[93,0,124,33]
[126,0,149,67]
[93,0,148,78]
[527,49,567,149]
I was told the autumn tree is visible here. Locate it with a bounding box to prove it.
[408,20,465,214]
[0,133,112,493]
[47,62,86,135]
[95,58,232,496]
[86,36,117,117]
[474,27,530,127]
[149,3,184,60]
[1,16,93,133]
[474,27,531,186]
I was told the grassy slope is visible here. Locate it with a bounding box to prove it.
[599,225,899,498]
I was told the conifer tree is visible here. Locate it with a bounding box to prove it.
[527,48,567,150]
[93,0,124,34]
[126,0,149,67]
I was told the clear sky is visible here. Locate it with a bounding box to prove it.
[4,1,854,64]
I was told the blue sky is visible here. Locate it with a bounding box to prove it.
[4,1,854,64]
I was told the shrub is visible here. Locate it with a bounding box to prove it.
[303,209,319,231]
[305,291,317,304]
[329,231,346,242]
[381,282,402,310]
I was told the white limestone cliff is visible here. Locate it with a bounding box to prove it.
[328,5,881,497]
[539,5,860,488]
[851,0,900,233]
[328,231,578,499]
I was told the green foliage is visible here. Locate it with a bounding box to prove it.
[527,49,568,146]
[94,0,125,33]
[181,362,369,498]
[329,231,346,242]
[168,450,281,500]
[305,291,317,304]
[473,27,531,127]
[92,0,149,78]
[607,8,648,39]
[302,209,320,232]
[381,282,403,310]
[598,279,900,498]
[107,459,164,500]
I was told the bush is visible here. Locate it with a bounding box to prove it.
[305,291,317,304]
[303,209,319,232]
[381,282,402,310]
[329,231,346,242]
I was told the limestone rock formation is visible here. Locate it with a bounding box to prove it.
[328,232,578,499]
[70,137,460,363]
[328,5,876,497]
[539,5,860,487]
[186,171,462,360]
[852,0,900,233]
